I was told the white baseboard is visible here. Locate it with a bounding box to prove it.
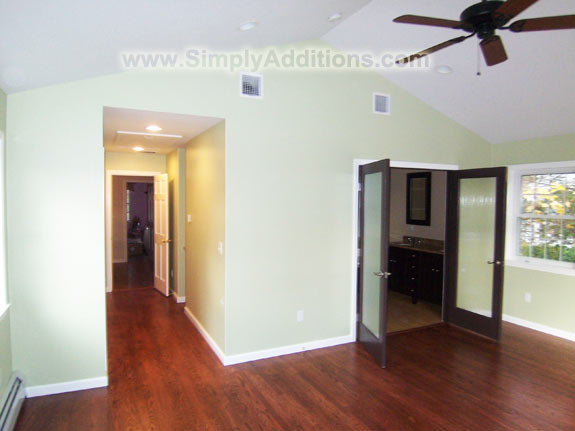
[183,307,354,366]
[172,293,186,303]
[183,307,226,364]
[503,314,575,342]
[224,334,355,366]
[26,376,108,398]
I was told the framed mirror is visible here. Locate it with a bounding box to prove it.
[406,172,431,226]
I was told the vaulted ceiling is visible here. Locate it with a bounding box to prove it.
[322,0,575,143]
[1,0,573,144]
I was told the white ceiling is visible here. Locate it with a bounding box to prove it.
[103,107,222,154]
[322,0,575,143]
[0,0,370,93]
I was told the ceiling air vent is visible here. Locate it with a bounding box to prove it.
[240,73,263,98]
[373,93,390,115]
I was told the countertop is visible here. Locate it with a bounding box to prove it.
[390,242,444,255]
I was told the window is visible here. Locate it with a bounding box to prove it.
[507,162,575,275]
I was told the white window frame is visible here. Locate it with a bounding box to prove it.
[506,160,575,276]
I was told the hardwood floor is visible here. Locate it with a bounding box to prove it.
[387,290,442,333]
[112,255,154,290]
[15,289,575,431]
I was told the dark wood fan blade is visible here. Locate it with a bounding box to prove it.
[396,36,469,65]
[480,36,508,66]
[393,15,463,29]
[510,15,575,32]
[493,0,540,26]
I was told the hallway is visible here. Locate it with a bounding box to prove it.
[14,289,575,431]
[112,255,154,290]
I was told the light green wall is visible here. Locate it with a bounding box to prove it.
[0,312,11,395]
[0,88,13,395]
[167,148,186,299]
[185,122,226,350]
[105,151,166,172]
[492,134,575,166]
[6,41,491,384]
[493,134,575,335]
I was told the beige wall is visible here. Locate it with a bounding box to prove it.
[389,169,447,242]
[167,148,186,299]
[185,122,226,350]
[105,151,166,172]
[112,176,153,264]
[492,134,575,335]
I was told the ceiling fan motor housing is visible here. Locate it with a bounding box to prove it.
[460,0,505,39]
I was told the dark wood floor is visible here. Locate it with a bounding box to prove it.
[16,289,575,431]
[112,255,154,290]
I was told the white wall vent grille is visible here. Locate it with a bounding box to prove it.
[373,93,390,115]
[241,73,263,98]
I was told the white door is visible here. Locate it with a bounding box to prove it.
[154,174,170,296]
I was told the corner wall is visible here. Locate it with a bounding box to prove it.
[492,134,575,336]
[185,122,226,351]
[167,148,186,300]
[0,87,13,395]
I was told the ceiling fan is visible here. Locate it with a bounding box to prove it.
[393,0,575,66]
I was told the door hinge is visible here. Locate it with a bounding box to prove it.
[358,183,362,192]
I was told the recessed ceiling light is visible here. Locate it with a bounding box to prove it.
[239,21,258,31]
[133,146,144,152]
[328,13,343,22]
[436,65,453,74]
[146,125,162,132]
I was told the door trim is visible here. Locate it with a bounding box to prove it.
[350,160,459,341]
[105,169,162,292]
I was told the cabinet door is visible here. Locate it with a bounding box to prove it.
[388,247,405,294]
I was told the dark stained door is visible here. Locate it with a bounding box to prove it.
[357,159,391,367]
[444,167,507,340]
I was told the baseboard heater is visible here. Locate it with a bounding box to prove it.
[0,373,25,431]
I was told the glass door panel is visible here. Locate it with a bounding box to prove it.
[361,172,383,338]
[456,177,496,317]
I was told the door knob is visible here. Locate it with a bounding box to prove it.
[487,260,501,265]
[373,271,392,279]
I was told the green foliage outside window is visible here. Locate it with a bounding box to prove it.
[519,173,575,263]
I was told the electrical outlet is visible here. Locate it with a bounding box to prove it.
[187,214,193,223]
[524,292,532,303]
[217,242,223,255]
[297,310,304,322]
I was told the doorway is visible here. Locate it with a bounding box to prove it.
[114,178,154,290]
[105,171,161,292]
[386,168,447,333]
[353,159,507,367]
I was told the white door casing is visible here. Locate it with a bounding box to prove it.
[154,173,170,296]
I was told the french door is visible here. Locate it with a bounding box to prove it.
[357,161,508,367]
[444,168,507,340]
[357,159,391,368]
